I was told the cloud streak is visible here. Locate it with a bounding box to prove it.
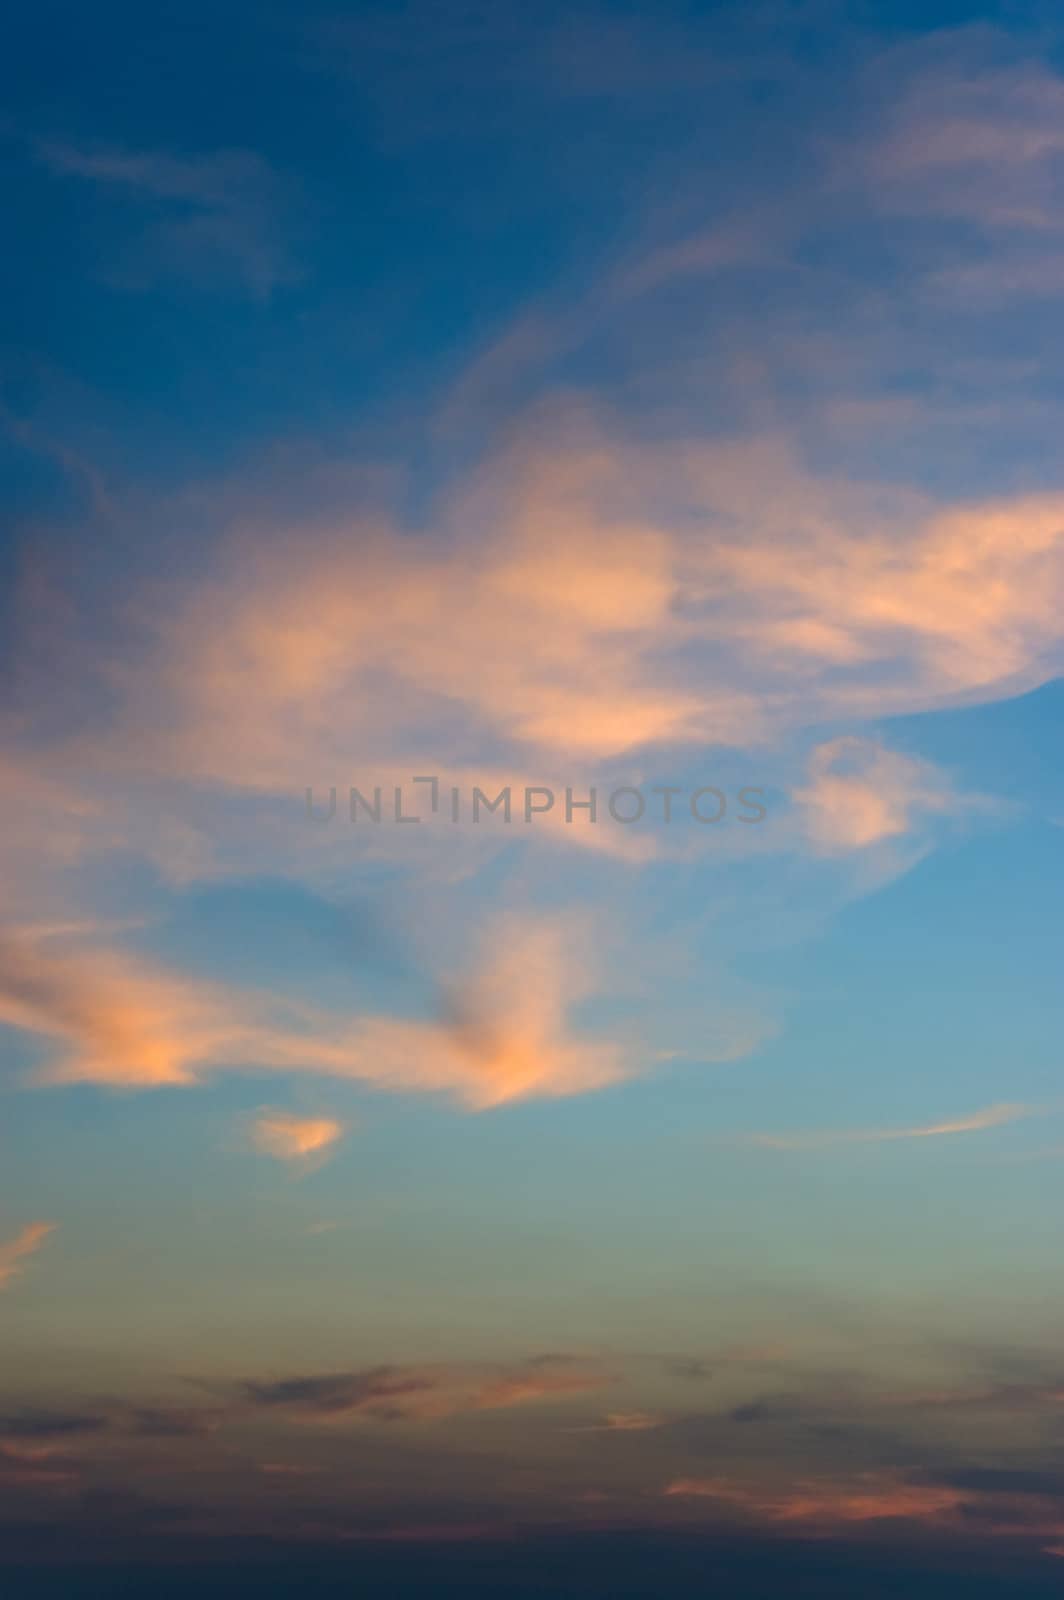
[0,1222,57,1290]
[37,141,295,297]
[741,1103,1035,1152]
[664,1473,965,1527]
[240,1355,610,1424]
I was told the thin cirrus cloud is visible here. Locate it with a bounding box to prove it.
[849,49,1064,321]
[0,1221,57,1291]
[741,1103,1035,1152]
[865,57,1064,221]
[0,917,624,1107]
[437,43,1064,440]
[35,140,295,297]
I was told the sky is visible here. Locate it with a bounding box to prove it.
[2,1,1064,1593]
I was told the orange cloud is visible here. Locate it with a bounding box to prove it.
[250,1112,345,1163]
[49,428,1059,815]
[0,916,623,1107]
[5,423,1062,916]
[127,493,698,784]
[0,1222,57,1290]
[471,1362,608,1413]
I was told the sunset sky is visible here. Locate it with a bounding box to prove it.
[2,2,1064,1594]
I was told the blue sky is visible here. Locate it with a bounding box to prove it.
[2,2,1064,1591]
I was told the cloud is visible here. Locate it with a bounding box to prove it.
[120,478,698,782]
[866,56,1064,230]
[0,1221,56,1290]
[792,737,973,853]
[5,425,1061,908]
[0,1442,81,1489]
[0,1402,218,1447]
[250,1112,346,1164]
[0,916,623,1106]
[664,1473,964,1526]
[602,221,765,305]
[578,1411,665,1433]
[471,1359,608,1413]
[928,251,1064,305]
[741,1102,1034,1152]
[0,1409,105,1439]
[240,1355,610,1424]
[126,1407,221,1439]
[36,141,295,297]
[663,1455,1064,1551]
[850,48,1064,322]
[5,44,1064,1163]
[7,50,1063,909]
[87,434,1064,805]
[924,1467,1064,1499]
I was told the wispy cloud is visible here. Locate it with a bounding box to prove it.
[240,1355,610,1424]
[664,1473,965,1526]
[36,141,295,297]
[741,1103,1035,1152]
[851,47,1064,323]
[4,424,1061,910]
[0,916,624,1107]
[0,1222,57,1290]
[105,437,1064,795]
[663,1458,1064,1549]
[866,57,1064,228]
[793,737,975,854]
